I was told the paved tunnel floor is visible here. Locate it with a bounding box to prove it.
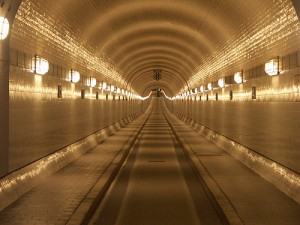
[0,98,299,225]
[88,101,224,225]
[0,112,149,225]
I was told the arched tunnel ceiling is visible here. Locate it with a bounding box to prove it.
[10,0,300,96]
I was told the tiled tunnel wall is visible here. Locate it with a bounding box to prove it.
[8,63,150,173]
[163,0,300,175]
[5,1,152,176]
[4,0,300,179]
[164,67,300,174]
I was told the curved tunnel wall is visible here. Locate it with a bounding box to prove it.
[7,49,151,173]
[8,61,150,172]
[2,0,300,179]
[165,63,300,174]
[162,0,300,175]
[2,0,151,176]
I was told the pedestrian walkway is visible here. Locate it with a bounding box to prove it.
[0,98,299,225]
[88,98,224,225]
[0,109,151,225]
[162,101,300,225]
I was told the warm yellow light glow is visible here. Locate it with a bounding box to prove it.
[116,87,120,94]
[70,70,80,83]
[207,83,213,90]
[188,2,299,88]
[161,90,173,100]
[194,88,198,94]
[14,3,130,88]
[200,85,205,92]
[234,71,243,84]
[110,85,115,92]
[0,17,9,40]
[139,91,152,100]
[218,78,225,88]
[101,82,107,90]
[34,74,42,87]
[265,58,279,76]
[32,56,49,75]
[121,89,125,95]
[90,77,96,87]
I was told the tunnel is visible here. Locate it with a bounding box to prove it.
[0,0,300,224]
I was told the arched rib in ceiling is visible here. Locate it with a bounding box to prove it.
[124,57,189,84]
[102,23,205,93]
[135,79,176,97]
[101,22,213,94]
[75,0,234,94]
[131,66,185,90]
[84,1,231,48]
[124,59,188,92]
[133,73,182,95]
[15,0,284,96]
[120,48,195,79]
[116,46,193,93]
[106,23,212,63]
[118,41,201,74]
[143,85,173,97]
[125,66,185,95]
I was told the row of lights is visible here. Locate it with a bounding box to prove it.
[1,17,142,99]
[97,81,137,98]
[177,57,279,98]
[2,16,280,100]
[178,71,243,98]
[32,56,139,98]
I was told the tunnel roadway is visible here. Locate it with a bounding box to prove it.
[0,98,299,225]
[88,99,225,225]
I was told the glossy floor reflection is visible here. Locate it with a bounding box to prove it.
[89,100,223,225]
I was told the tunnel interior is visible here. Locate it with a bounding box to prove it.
[0,0,299,211]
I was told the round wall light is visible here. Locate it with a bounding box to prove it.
[265,58,279,76]
[207,83,213,90]
[218,78,225,88]
[234,71,243,84]
[0,17,9,40]
[200,85,205,92]
[90,77,96,87]
[70,70,80,83]
[110,85,115,92]
[33,56,49,75]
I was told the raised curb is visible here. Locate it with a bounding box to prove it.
[163,108,244,225]
[174,112,300,205]
[66,102,154,225]
[0,113,138,211]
